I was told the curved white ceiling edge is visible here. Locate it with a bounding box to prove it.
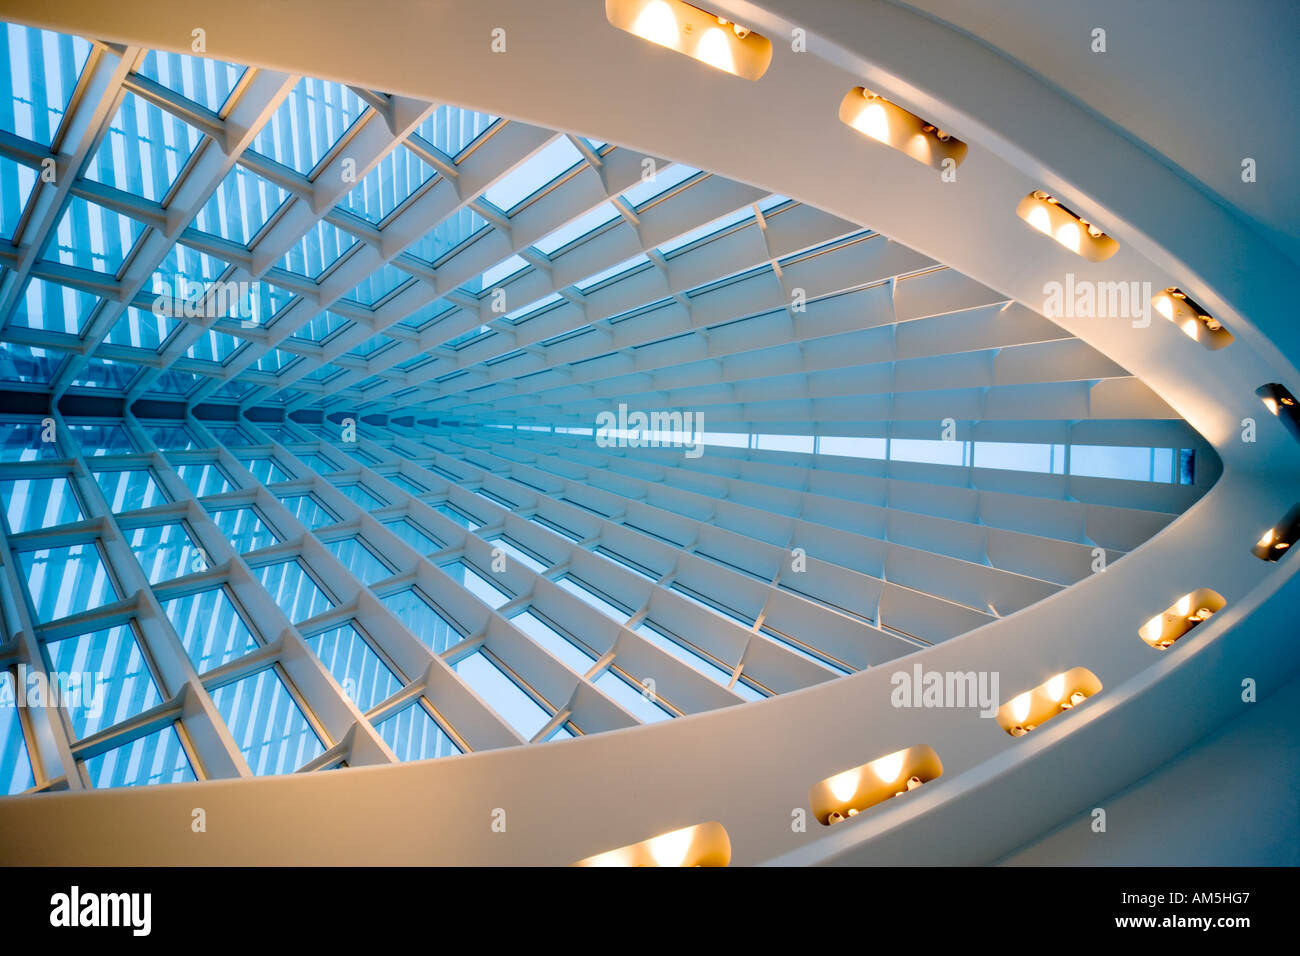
[1,0,1297,866]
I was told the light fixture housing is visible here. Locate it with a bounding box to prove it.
[1016,191,1120,261]
[574,820,732,866]
[1138,589,1226,647]
[1152,287,1233,349]
[838,87,968,170]
[808,745,942,825]
[1253,504,1300,563]
[605,0,773,80]
[995,667,1102,736]
[1256,383,1300,443]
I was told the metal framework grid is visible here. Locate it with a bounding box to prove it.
[0,26,1215,793]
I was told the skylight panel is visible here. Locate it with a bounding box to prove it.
[106,306,174,351]
[504,291,563,323]
[277,218,358,278]
[134,49,247,114]
[417,105,499,158]
[349,333,394,358]
[292,310,349,343]
[575,253,650,291]
[71,357,141,390]
[10,277,100,336]
[148,369,205,396]
[43,196,147,274]
[619,162,700,208]
[399,298,455,331]
[0,345,66,385]
[407,208,489,264]
[0,156,37,240]
[534,201,620,255]
[254,348,299,374]
[483,136,585,213]
[185,328,246,364]
[347,263,411,306]
[479,254,529,290]
[83,90,204,202]
[149,242,230,305]
[250,77,369,176]
[657,205,754,255]
[339,144,434,223]
[0,24,93,147]
[193,164,290,245]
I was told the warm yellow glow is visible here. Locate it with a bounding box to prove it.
[1026,204,1053,236]
[1045,673,1067,701]
[630,0,679,47]
[1010,692,1032,723]
[853,101,890,143]
[694,26,736,73]
[648,826,695,867]
[1263,397,1279,415]
[1180,318,1200,339]
[1154,294,1175,321]
[1258,528,1275,548]
[870,751,905,783]
[1175,593,1192,617]
[827,768,861,802]
[1140,615,1165,643]
[1054,221,1081,252]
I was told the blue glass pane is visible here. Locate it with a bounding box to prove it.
[208,425,253,447]
[174,462,233,496]
[209,504,279,552]
[84,724,195,788]
[254,348,299,374]
[454,650,550,739]
[148,242,229,312]
[0,344,67,384]
[253,559,335,622]
[135,50,246,113]
[106,306,175,351]
[510,610,595,674]
[44,624,162,738]
[250,77,368,175]
[301,453,338,474]
[340,145,433,223]
[70,357,141,390]
[595,669,673,722]
[11,277,101,335]
[44,195,146,273]
[280,493,335,529]
[128,521,202,583]
[193,162,288,243]
[416,105,498,158]
[489,537,546,573]
[635,620,733,685]
[67,422,135,455]
[534,202,619,255]
[185,327,245,363]
[444,560,511,608]
[0,155,37,239]
[556,576,626,622]
[620,162,699,208]
[483,137,583,213]
[0,25,93,147]
[383,518,440,553]
[143,423,198,450]
[408,209,487,264]
[379,587,460,653]
[324,536,391,585]
[346,263,409,306]
[436,502,480,531]
[0,679,36,793]
[0,420,61,461]
[83,90,203,202]
[163,587,258,672]
[375,701,459,761]
[242,455,291,484]
[305,623,401,711]
[339,483,384,510]
[94,469,166,512]
[210,668,324,775]
[0,475,82,533]
[386,474,427,495]
[148,369,205,396]
[290,310,348,343]
[277,219,356,278]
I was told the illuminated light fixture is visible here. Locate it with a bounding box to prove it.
[996,667,1102,736]
[1138,589,1226,647]
[838,87,968,171]
[1152,287,1233,350]
[1256,383,1300,443]
[1252,503,1300,563]
[808,746,943,825]
[605,0,773,80]
[575,821,731,866]
[1015,191,1119,261]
